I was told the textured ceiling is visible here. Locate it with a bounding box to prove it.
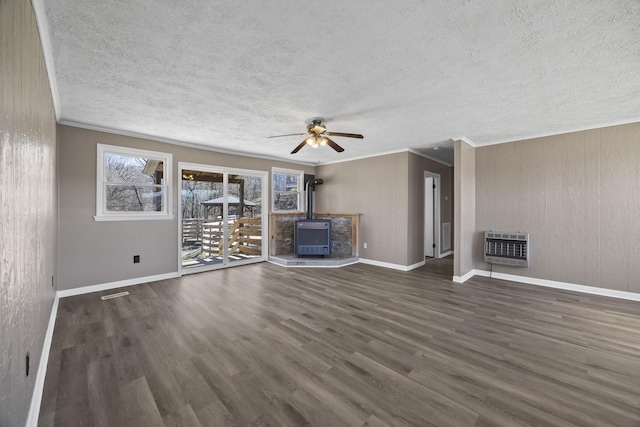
[38,0,640,165]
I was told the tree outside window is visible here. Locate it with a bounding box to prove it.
[272,168,303,212]
[96,144,172,221]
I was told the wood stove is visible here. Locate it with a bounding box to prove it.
[295,178,331,257]
[295,219,331,257]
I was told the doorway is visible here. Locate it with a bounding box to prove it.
[178,163,267,275]
[424,171,441,258]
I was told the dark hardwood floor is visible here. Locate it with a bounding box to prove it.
[38,258,640,426]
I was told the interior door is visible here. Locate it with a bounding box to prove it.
[425,176,434,257]
[179,164,266,274]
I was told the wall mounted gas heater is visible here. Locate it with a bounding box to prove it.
[484,231,530,267]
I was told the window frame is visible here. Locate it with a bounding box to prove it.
[95,144,174,221]
[271,167,304,213]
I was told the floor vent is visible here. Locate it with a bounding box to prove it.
[484,231,529,267]
[100,291,130,300]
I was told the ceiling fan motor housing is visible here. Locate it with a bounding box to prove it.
[307,121,326,134]
[268,119,362,154]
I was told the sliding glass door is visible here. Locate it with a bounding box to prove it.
[179,163,267,274]
[225,173,263,265]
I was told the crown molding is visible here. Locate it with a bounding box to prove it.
[316,147,413,166]
[58,120,318,167]
[408,148,453,167]
[31,0,62,121]
[449,136,479,147]
[455,119,640,148]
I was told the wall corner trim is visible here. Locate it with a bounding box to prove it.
[359,258,425,271]
[452,269,477,283]
[57,272,179,299]
[25,295,59,427]
[449,136,478,147]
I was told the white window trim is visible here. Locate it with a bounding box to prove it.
[272,167,304,213]
[95,144,174,221]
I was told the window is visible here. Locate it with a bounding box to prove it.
[272,168,303,212]
[95,144,173,221]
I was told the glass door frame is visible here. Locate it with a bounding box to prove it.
[178,162,268,276]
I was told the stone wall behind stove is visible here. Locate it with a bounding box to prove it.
[270,213,358,256]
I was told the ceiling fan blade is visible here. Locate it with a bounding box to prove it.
[290,139,307,154]
[325,132,364,139]
[268,132,306,139]
[325,137,344,153]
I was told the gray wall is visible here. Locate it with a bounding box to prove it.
[474,122,640,294]
[315,153,409,265]
[0,0,58,425]
[407,152,453,265]
[57,125,314,290]
[315,151,453,267]
[59,127,452,287]
[454,139,475,278]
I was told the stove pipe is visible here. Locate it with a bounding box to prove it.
[305,178,323,220]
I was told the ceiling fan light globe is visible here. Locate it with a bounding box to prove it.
[318,137,328,146]
[305,136,316,146]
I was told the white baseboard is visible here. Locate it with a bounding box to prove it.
[406,260,426,271]
[359,258,425,272]
[439,250,453,258]
[472,269,491,278]
[26,294,59,427]
[452,269,476,283]
[56,272,179,298]
[461,269,640,302]
[27,272,178,424]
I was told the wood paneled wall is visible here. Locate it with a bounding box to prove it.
[316,152,453,267]
[475,123,640,293]
[316,153,409,265]
[453,140,475,278]
[0,0,58,425]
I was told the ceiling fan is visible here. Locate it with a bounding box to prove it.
[268,119,364,154]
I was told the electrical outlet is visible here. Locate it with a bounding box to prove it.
[363,242,368,249]
[26,352,30,377]
[133,255,140,263]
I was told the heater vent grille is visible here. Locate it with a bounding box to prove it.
[484,231,529,267]
[295,220,331,257]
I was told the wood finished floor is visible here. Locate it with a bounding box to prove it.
[38,259,640,427]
